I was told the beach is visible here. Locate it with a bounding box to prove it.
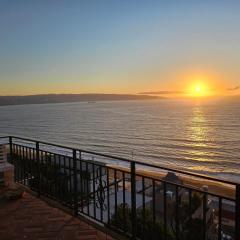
[108,164,236,200]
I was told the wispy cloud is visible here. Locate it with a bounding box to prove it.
[227,86,239,91]
[139,90,184,95]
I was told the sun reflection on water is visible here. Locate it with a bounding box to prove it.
[187,105,214,167]
[190,106,208,143]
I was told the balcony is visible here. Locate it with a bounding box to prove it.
[0,136,239,240]
[0,191,113,240]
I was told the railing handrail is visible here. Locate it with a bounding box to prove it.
[0,136,10,139]
[3,135,240,186]
[6,134,240,239]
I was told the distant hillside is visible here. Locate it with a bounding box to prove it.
[0,94,160,106]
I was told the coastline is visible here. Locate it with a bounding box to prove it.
[107,164,235,200]
[0,93,161,107]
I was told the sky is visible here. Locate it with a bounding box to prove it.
[0,0,240,97]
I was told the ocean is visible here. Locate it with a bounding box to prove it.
[0,98,239,182]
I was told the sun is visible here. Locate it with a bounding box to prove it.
[183,72,222,97]
[190,82,207,97]
[195,85,202,93]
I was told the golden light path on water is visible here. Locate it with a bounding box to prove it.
[187,104,218,172]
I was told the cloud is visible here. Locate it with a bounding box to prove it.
[227,86,239,91]
[138,90,184,95]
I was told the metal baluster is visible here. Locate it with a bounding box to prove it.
[114,169,118,219]
[69,155,72,198]
[92,163,96,219]
[41,151,44,194]
[18,145,21,182]
[27,148,30,185]
[34,148,37,191]
[20,146,23,183]
[100,166,103,222]
[25,147,28,185]
[45,152,49,196]
[63,156,66,202]
[13,144,16,181]
[50,153,53,196]
[28,148,31,186]
[36,142,40,196]
[8,136,13,163]
[107,168,110,224]
[175,186,179,240]
[58,154,61,200]
[131,162,136,239]
[163,182,167,240]
[16,145,19,182]
[20,146,23,184]
[218,197,222,240]
[153,179,156,224]
[24,147,26,185]
[123,172,126,232]
[54,154,57,199]
[39,150,44,194]
[203,193,207,240]
[73,149,78,216]
[86,162,90,216]
[142,177,145,234]
[79,152,84,213]
[235,184,240,240]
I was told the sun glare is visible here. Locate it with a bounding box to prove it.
[195,85,202,93]
[182,72,219,98]
[190,82,207,97]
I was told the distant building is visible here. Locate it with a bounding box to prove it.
[209,198,235,239]
[162,172,183,190]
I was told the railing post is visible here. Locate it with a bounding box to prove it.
[36,141,40,196]
[236,184,240,240]
[9,136,13,163]
[131,161,137,239]
[73,149,78,216]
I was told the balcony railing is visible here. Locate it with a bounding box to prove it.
[1,136,239,240]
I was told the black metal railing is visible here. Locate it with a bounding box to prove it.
[1,135,239,240]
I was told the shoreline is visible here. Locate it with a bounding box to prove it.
[0,94,161,107]
[107,164,236,200]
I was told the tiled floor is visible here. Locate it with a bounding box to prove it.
[0,192,113,240]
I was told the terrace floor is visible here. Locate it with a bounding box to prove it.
[0,191,113,240]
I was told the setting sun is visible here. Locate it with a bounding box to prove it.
[183,72,220,97]
[193,82,208,95]
[191,83,207,97]
[185,81,209,97]
[195,84,202,93]
[176,71,225,98]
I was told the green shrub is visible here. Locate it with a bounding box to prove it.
[110,204,174,240]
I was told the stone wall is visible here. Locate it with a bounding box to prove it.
[0,145,15,188]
